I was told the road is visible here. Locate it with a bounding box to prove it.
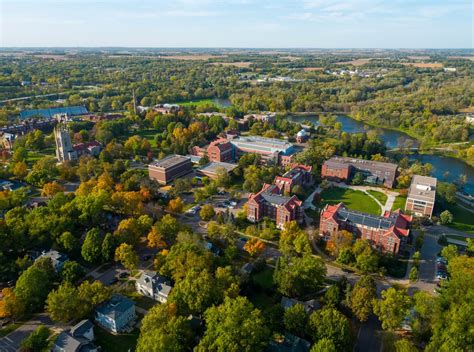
[0,314,56,352]
[423,224,474,239]
[354,315,383,352]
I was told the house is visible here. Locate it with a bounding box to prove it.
[280,297,320,314]
[37,249,68,272]
[243,112,276,124]
[0,132,16,150]
[52,319,97,352]
[247,183,303,229]
[405,175,437,217]
[135,270,172,303]
[153,104,181,114]
[267,333,311,352]
[148,154,193,185]
[204,241,222,256]
[322,156,398,188]
[319,203,412,255]
[274,164,313,194]
[95,295,136,334]
[295,129,309,143]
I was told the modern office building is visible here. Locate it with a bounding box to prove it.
[321,156,398,188]
[405,175,437,217]
[319,203,412,255]
[247,183,303,229]
[148,154,193,184]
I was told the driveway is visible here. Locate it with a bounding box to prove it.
[0,314,56,352]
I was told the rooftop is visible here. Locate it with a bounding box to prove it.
[95,295,135,320]
[198,161,238,174]
[231,136,293,154]
[136,271,172,297]
[325,156,398,173]
[19,106,88,120]
[150,154,190,169]
[408,175,437,202]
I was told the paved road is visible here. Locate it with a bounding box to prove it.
[355,315,383,352]
[0,314,55,352]
[418,233,441,283]
[423,224,474,239]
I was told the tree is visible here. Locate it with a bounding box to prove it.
[12,162,28,179]
[215,168,231,188]
[60,261,84,283]
[136,303,193,352]
[283,303,307,335]
[41,181,65,197]
[327,230,353,257]
[324,285,341,306]
[200,204,215,221]
[439,210,453,225]
[373,288,411,331]
[115,243,139,270]
[45,282,81,322]
[160,242,213,281]
[196,296,270,352]
[244,238,266,256]
[441,244,458,262]
[167,197,184,213]
[352,172,364,185]
[81,228,103,263]
[0,288,23,320]
[308,307,351,351]
[148,215,180,246]
[350,275,377,322]
[394,339,418,352]
[57,232,78,253]
[310,338,337,352]
[101,233,116,262]
[467,238,474,256]
[273,255,326,298]
[14,262,54,313]
[409,267,419,282]
[20,325,51,352]
[279,221,311,256]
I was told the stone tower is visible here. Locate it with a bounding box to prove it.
[54,114,77,162]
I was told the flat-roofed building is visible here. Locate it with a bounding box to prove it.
[197,161,237,180]
[322,156,398,188]
[148,154,192,185]
[405,175,437,217]
[230,136,297,166]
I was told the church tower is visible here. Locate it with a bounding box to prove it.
[54,114,77,162]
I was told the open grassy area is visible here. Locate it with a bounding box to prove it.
[124,129,159,148]
[367,190,387,205]
[444,203,474,234]
[170,98,223,107]
[392,195,407,211]
[319,187,381,215]
[95,327,140,352]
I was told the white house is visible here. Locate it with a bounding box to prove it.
[135,270,172,303]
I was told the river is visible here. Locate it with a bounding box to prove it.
[287,114,474,195]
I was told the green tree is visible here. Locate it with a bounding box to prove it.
[308,307,351,351]
[394,339,418,352]
[310,338,337,352]
[60,261,84,283]
[160,242,213,281]
[57,232,78,253]
[283,303,308,335]
[196,296,270,352]
[441,244,458,262]
[324,285,341,306]
[373,288,411,331]
[101,232,116,262]
[409,267,419,282]
[273,255,326,299]
[200,204,215,221]
[279,221,311,257]
[81,228,103,263]
[439,210,453,225]
[45,282,81,322]
[136,303,193,352]
[20,325,51,352]
[114,243,139,270]
[350,275,377,322]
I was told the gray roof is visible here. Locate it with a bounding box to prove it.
[136,271,172,297]
[150,154,190,169]
[54,331,82,352]
[261,185,293,205]
[336,207,395,230]
[408,175,437,203]
[38,249,68,266]
[95,295,135,320]
[325,156,398,173]
[198,161,237,174]
[231,136,293,154]
[71,319,93,338]
[20,106,88,120]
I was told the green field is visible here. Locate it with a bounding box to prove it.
[444,203,474,234]
[170,98,228,108]
[367,190,388,205]
[319,187,381,215]
[95,327,140,352]
[124,129,160,148]
[391,195,407,211]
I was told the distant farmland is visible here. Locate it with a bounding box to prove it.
[401,62,443,68]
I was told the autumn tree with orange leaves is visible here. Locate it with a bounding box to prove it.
[244,238,266,256]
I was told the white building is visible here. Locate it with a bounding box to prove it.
[135,270,172,303]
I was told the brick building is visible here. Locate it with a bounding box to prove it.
[148,154,192,185]
[405,175,437,217]
[247,184,303,229]
[321,156,398,188]
[319,203,412,255]
[190,138,234,163]
[230,136,297,166]
[274,164,313,194]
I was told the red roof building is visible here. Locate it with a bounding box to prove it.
[247,183,303,229]
[319,203,412,255]
[274,164,313,194]
[190,138,234,163]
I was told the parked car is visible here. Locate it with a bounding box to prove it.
[437,263,447,271]
[118,272,130,279]
[436,271,447,280]
[436,256,447,264]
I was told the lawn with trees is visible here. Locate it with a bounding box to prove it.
[318,187,381,215]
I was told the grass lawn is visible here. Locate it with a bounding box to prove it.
[367,190,387,205]
[251,267,275,290]
[391,195,407,211]
[319,187,381,215]
[170,98,223,108]
[444,203,474,234]
[446,235,468,242]
[125,129,159,148]
[95,327,140,352]
[133,295,157,311]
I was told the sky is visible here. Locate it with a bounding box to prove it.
[0,0,472,48]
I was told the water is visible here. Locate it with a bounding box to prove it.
[409,154,474,194]
[287,114,419,149]
[212,98,232,107]
[287,114,474,195]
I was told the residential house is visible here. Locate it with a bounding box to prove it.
[267,333,311,352]
[319,203,412,255]
[280,297,320,314]
[52,319,97,352]
[37,249,68,272]
[95,295,136,334]
[135,270,172,303]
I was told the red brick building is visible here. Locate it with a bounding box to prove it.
[247,184,303,229]
[190,138,234,163]
[319,203,412,255]
[148,154,193,185]
[274,164,313,194]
